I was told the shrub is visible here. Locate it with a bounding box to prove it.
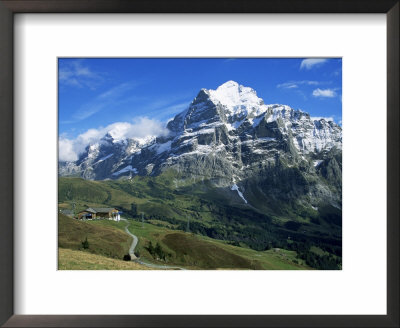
[123,254,131,261]
[81,237,89,249]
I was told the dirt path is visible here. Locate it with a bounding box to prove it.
[122,219,185,270]
[122,219,138,260]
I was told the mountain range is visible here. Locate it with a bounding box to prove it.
[60,80,342,210]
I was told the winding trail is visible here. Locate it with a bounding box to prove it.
[122,219,185,270]
[122,219,138,260]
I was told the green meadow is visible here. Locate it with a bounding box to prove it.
[59,214,308,270]
[58,174,341,270]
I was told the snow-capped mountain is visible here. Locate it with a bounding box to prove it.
[167,80,341,153]
[59,80,342,207]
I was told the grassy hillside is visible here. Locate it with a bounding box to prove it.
[58,248,153,270]
[59,173,342,270]
[58,213,132,260]
[58,214,308,270]
[118,220,308,270]
[58,177,137,213]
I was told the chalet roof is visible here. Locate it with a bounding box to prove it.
[87,207,117,213]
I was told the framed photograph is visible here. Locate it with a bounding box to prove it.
[57,57,343,272]
[1,1,398,327]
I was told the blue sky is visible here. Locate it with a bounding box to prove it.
[58,58,341,161]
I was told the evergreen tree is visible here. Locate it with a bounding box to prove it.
[147,241,155,257]
[155,242,166,261]
[130,203,137,216]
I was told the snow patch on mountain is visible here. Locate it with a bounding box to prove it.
[231,184,248,204]
[97,153,114,162]
[87,144,100,159]
[155,140,172,155]
[311,116,334,122]
[183,128,216,138]
[251,115,265,127]
[313,160,323,167]
[112,165,138,176]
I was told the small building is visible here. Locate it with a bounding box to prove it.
[77,207,121,221]
[77,208,96,220]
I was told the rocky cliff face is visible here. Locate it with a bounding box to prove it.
[59,81,342,209]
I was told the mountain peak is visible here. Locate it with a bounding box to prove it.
[217,80,240,89]
[212,80,257,97]
[206,81,264,116]
[101,132,114,143]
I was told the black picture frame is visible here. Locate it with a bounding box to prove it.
[0,1,398,327]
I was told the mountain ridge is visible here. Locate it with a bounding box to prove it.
[59,80,342,212]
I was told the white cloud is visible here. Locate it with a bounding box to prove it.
[59,60,103,89]
[277,80,320,89]
[109,117,169,140]
[98,82,134,100]
[312,88,336,98]
[59,138,79,162]
[71,82,139,121]
[300,59,328,70]
[58,117,169,162]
